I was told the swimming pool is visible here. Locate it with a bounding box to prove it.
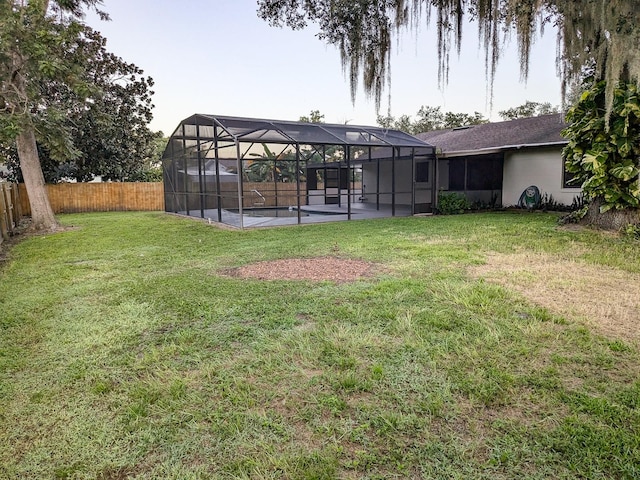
[227,207,354,218]
[228,207,309,218]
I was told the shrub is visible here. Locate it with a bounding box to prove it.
[623,223,640,240]
[437,191,471,215]
[563,81,640,214]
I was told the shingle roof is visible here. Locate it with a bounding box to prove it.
[416,113,567,155]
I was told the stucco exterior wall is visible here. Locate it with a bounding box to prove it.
[502,147,581,206]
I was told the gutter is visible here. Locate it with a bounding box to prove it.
[435,141,568,158]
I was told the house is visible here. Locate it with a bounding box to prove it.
[417,114,581,207]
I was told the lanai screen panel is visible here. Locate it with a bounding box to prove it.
[163,114,435,228]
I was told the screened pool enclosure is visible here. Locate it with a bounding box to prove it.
[163,114,436,228]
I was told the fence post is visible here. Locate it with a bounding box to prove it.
[11,182,22,221]
[0,183,8,242]
[3,183,15,233]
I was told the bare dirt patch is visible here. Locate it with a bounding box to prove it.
[227,257,379,283]
[469,252,640,343]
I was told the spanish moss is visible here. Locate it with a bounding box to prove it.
[258,0,640,116]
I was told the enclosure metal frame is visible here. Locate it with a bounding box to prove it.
[163,114,436,228]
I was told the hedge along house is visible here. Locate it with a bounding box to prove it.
[417,114,581,207]
[163,114,436,228]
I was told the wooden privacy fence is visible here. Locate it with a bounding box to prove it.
[0,182,22,245]
[18,182,164,215]
[241,182,302,208]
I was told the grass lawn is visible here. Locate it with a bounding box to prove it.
[1,211,639,479]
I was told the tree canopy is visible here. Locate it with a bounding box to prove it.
[258,1,640,114]
[0,0,109,156]
[563,80,640,227]
[4,26,158,183]
[299,110,325,123]
[377,105,486,134]
[498,101,559,121]
[1,0,107,229]
[48,27,156,182]
[1,1,161,229]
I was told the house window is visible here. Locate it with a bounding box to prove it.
[563,163,581,189]
[449,159,466,190]
[467,156,503,190]
[326,169,339,188]
[447,155,503,191]
[415,161,429,182]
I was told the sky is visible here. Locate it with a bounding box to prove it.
[85,0,563,136]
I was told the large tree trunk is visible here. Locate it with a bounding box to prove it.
[10,37,59,232]
[16,127,59,231]
[582,197,640,231]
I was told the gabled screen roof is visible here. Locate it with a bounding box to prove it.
[171,114,434,149]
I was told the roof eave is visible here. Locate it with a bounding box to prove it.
[436,141,568,158]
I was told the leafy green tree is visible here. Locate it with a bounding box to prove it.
[377,105,486,134]
[442,111,487,129]
[134,130,168,182]
[377,113,414,133]
[70,30,155,182]
[48,27,156,182]
[5,27,158,184]
[246,144,301,183]
[1,0,106,230]
[299,110,325,123]
[563,81,640,229]
[499,101,559,120]
[0,143,16,181]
